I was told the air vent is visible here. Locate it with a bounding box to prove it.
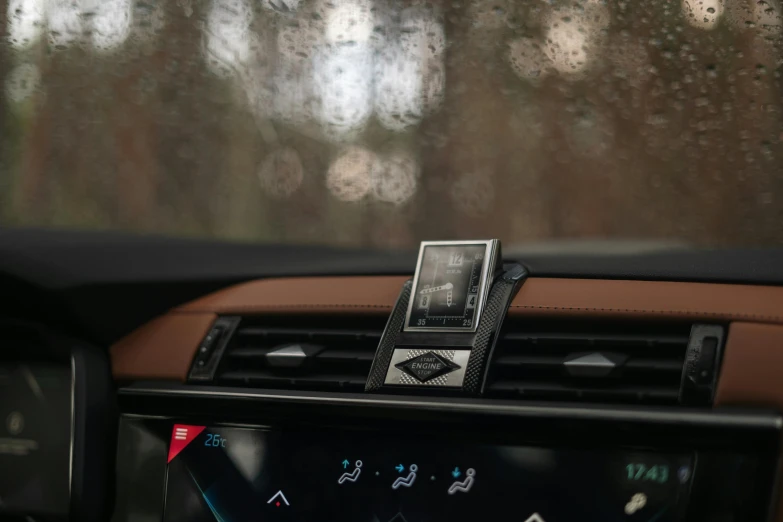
[485,320,721,405]
[208,316,387,392]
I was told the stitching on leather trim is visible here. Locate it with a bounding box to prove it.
[509,305,783,321]
[184,303,783,322]
[212,304,394,311]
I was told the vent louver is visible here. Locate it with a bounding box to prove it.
[485,320,710,405]
[210,316,387,392]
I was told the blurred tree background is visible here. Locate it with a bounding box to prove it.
[1,0,782,248]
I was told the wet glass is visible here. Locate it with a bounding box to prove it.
[2,0,782,248]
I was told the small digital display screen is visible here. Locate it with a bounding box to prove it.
[0,362,72,517]
[407,244,489,330]
[163,425,693,522]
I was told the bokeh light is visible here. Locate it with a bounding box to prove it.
[541,2,610,75]
[326,146,378,202]
[48,0,83,49]
[91,0,133,52]
[7,0,46,49]
[508,38,551,82]
[313,45,374,141]
[323,0,375,44]
[399,6,446,59]
[45,0,135,51]
[258,148,305,198]
[371,149,419,205]
[204,0,255,77]
[543,12,591,73]
[374,6,445,131]
[682,0,724,30]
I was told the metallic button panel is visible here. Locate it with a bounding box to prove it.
[384,348,471,387]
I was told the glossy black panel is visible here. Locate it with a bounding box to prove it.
[116,385,781,522]
[164,425,693,522]
[0,361,71,519]
[0,321,116,522]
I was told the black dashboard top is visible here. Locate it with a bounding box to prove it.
[3,228,783,288]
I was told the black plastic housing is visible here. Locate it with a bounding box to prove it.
[365,264,527,395]
[0,321,117,522]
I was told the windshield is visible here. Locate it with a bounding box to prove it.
[2,0,782,248]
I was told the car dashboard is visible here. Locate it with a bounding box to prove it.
[2,232,783,522]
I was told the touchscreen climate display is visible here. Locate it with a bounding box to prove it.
[163,425,693,522]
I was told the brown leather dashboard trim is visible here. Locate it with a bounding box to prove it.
[715,322,783,410]
[715,323,783,522]
[113,275,783,382]
[175,276,408,315]
[508,278,783,322]
[174,276,783,324]
[111,312,217,382]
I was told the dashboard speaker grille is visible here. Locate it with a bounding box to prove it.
[484,320,697,405]
[210,315,387,391]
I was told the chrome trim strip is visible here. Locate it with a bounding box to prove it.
[119,383,782,429]
[68,355,75,497]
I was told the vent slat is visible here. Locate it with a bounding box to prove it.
[502,332,689,345]
[226,347,277,358]
[226,347,375,361]
[211,316,385,391]
[624,358,684,373]
[315,350,377,362]
[492,356,683,374]
[236,327,382,339]
[485,320,692,405]
[492,355,564,368]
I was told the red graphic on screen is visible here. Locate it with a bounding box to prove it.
[167,424,206,463]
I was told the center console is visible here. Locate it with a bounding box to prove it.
[167,427,694,521]
[114,386,780,522]
[112,240,782,522]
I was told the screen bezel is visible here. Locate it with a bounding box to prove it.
[403,240,498,333]
[115,384,782,522]
[161,422,697,522]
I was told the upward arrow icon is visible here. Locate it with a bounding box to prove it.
[267,491,290,507]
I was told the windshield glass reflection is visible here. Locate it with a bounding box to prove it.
[3,0,782,247]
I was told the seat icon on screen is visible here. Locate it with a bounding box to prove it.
[447,468,475,494]
[392,464,418,489]
[338,460,363,484]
